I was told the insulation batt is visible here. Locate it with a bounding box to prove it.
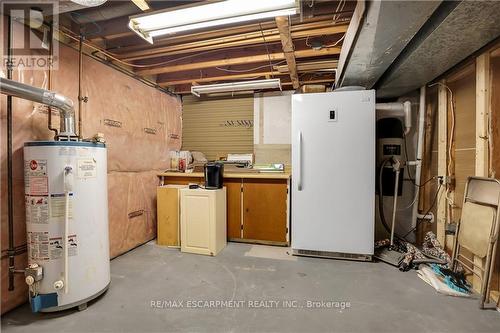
[0,44,182,313]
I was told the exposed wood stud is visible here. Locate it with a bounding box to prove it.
[437,80,448,247]
[276,16,300,89]
[475,53,490,177]
[418,101,435,244]
[473,52,491,293]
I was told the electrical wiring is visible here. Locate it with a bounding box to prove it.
[401,182,443,240]
[59,26,283,70]
[215,60,287,73]
[323,34,345,48]
[259,22,275,78]
[401,121,437,188]
[306,33,345,49]
[428,82,456,179]
[333,0,347,22]
[396,191,419,212]
[428,82,457,224]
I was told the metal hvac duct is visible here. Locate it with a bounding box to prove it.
[0,78,77,139]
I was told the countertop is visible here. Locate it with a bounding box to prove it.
[157,170,291,180]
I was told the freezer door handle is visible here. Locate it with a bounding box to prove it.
[298,131,302,191]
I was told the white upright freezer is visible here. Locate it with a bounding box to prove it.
[291,90,375,260]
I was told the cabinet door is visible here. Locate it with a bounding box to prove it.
[157,186,181,246]
[225,179,242,240]
[242,179,288,243]
[181,192,211,255]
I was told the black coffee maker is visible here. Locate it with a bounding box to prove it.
[204,162,224,189]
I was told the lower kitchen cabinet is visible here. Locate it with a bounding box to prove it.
[225,179,243,239]
[158,172,290,246]
[180,188,227,256]
[226,178,289,246]
[242,179,288,244]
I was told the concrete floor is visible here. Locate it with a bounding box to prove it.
[2,242,500,333]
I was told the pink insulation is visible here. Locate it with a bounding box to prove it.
[0,45,182,314]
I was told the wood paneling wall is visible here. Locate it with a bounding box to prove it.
[182,96,254,160]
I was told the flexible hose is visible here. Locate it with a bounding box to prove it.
[378,158,405,242]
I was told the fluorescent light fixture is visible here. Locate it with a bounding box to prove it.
[129,0,298,44]
[191,79,282,97]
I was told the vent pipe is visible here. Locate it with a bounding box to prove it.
[0,78,77,140]
[376,101,412,134]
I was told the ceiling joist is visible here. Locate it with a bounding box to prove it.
[137,47,341,76]
[159,71,283,87]
[275,16,299,89]
[118,23,348,62]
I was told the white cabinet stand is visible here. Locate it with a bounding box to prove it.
[180,188,227,256]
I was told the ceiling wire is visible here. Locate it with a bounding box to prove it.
[305,34,345,49]
[324,34,345,47]
[259,22,275,79]
[215,60,286,73]
[333,0,347,22]
[60,26,283,69]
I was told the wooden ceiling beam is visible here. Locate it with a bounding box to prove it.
[159,71,284,87]
[136,47,341,76]
[282,78,334,86]
[274,59,339,73]
[275,16,299,89]
[119,23,347,61]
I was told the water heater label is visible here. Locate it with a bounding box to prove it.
[24,159,48,196]
[49,234,78,260]
[78,159,97,179]
[26,196,49,224]
[28,231,50,261]
[50,193,74,219]
[25,159,47,176]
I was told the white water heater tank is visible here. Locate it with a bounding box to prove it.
[23,141,110,312]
